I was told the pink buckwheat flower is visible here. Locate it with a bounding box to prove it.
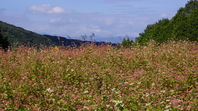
[170,99,183,104]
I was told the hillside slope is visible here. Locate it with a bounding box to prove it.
[0,21,53,46]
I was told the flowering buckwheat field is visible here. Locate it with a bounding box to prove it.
[0,41,197,111]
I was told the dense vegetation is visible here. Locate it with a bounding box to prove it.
[136,0,198,44]
[0,41,197,110]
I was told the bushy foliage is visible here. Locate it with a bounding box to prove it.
[0,41,197,110]
[136,0,198,44]
[121,38,133,48]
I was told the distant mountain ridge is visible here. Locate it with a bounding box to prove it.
[0,21,115,47]
[44,35,115,47]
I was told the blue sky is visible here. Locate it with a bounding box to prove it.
[0,0,188,42]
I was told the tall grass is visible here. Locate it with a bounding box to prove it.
[0,41,197,110]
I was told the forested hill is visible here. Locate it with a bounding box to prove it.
[0,21,115,47]
[136,0,198,44]
[0,21,53,46]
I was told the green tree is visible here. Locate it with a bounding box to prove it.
[187,8,198,41]
[122,38,133,48]
[0,33,10,51]
[136,18,171,44]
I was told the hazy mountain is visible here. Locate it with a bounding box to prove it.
[44,35,115,47]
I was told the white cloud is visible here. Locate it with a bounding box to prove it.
[29,5,70,14]
[29,13,150,39]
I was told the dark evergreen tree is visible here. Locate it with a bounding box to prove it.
[0,33,10,51]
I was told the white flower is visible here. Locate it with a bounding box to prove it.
[111,88,116,91]
[83,90,89,94]
[170,90,174,92]
[165,105,171,109]
[160,90,166,93]
[46,88,53,93]
[145,93,149,97]
[112,100,122,104]
[146,103,151,106]
[129,83,134,85]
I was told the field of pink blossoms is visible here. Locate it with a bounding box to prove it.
[0,41,197,110]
